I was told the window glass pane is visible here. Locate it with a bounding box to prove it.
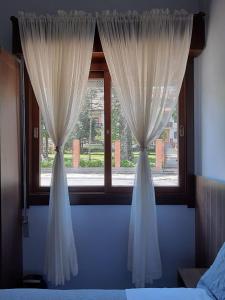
[111,86,179,187]
[40,79,104,186]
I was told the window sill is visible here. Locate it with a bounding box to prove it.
[27,189,195,207]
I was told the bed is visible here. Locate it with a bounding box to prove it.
[0,287,213,300]
[0,240,222,300]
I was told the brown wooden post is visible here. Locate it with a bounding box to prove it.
[72,139,80,168]
[155,139,165,170]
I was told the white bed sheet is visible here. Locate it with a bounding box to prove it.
[0,287,213,300]
[0,289,126,300]
[126,288,213,300]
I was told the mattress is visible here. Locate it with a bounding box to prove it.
[0,287,212,300]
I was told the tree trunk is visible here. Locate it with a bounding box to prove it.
[45,135,49,160]
[121,123,133,161]
[88,117,92,161]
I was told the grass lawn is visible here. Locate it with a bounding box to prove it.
[80,152,104,161]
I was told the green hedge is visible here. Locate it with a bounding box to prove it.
[80,159,103,168]
[41,159,54,168]
[120,160,136,167]
[41,154,155,168]
[41,157,72,168]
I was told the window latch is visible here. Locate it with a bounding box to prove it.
[34,127,39,139]
[179,125,184,137]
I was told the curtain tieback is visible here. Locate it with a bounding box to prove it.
[55,145,63,153]
[140,146,148,152]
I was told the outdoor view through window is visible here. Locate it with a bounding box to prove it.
[40,79,178,187]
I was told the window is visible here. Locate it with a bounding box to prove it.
[9,13,205,206]
[26,54,194,206]
[111,88,179,187]
[40,77,105,187]
[39,78,179,189]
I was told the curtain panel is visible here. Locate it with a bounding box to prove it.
[97,9,193,287]
[18,9,193,288]
[19,11,96,286]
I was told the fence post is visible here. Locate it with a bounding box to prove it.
[72,139,80,168]
[155,139,165,170]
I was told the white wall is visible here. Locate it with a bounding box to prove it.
[0,0,199,289]
[24,205,195,288]
[195,0,225,180]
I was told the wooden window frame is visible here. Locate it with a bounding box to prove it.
[25,54,195,206]
[11,13,205,207]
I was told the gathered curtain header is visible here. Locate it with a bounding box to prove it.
[18,9,193,25]
[18,10,95,20]
[18,10,193,51]
[18,9,192,17]
[18,10,193,52]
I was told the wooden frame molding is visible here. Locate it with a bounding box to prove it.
[24,57,195,206]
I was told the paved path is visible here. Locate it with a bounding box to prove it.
[40,172,178,187]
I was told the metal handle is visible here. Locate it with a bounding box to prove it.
[179,125,185,137]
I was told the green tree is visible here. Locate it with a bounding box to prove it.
[111,88,134,161]
[172,106,178,123]
[41,118,49,159]
[65,88,101,154]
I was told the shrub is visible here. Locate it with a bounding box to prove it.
[64,157,72,167]
[41,157,72,168]
[80,159,103,168]
[121,160,135,168]
[41,159,54,168]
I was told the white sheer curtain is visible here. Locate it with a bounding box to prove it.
[97,10,193,288]
[19,11,95,286]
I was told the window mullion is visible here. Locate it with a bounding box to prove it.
[104,70,112,192]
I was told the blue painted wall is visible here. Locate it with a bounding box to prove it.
[0,0,199,289]
[23,205,195,288]
[195,0,225,180]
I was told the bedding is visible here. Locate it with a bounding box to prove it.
[197,242,225,300]
[0,289,125,300]
[126,288,212,300]
[0,288,212,300]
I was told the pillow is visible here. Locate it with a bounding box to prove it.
[197,242,225,300]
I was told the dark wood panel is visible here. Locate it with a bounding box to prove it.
[178,268,207,288]
[196,176,225,268]
[190,12,205,57]
[0,49,22,288]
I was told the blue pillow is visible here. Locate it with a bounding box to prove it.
[197,242,225,300]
